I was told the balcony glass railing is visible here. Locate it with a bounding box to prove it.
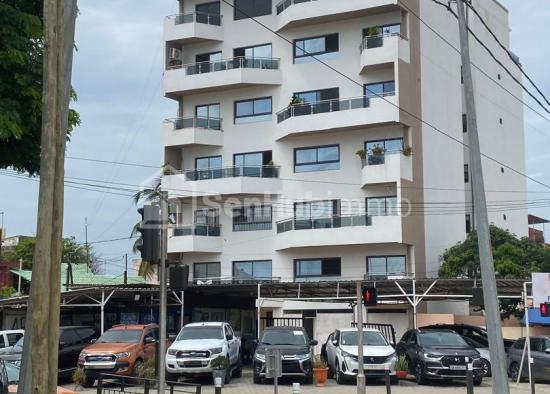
[277,96,372,123]
[172,224,221,237]
[171,12,222,26]
[276,0,318,15]
[277,214,371,234]
[167,56,280,73]
[183,165,280,181]
[360,33,405,50]
[167,116,222,131]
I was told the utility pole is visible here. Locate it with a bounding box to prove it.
[17,259,22,295]
[456,1,509,393]
[356,282,365,394]
[0,212,4,261]
[85,217,90,272]
[124,253,128,284]
[158,191,169,392]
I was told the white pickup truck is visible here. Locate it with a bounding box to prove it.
[165,322,241,383]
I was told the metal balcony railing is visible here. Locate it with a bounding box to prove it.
[276,0,318,15]
[183,165,280,181]
[276,95,372,123]
[276,214,371,234]
[232,221,272,232]
[167,116,222,131]
[360,33,406,51]
[172,224,221,237]
[167,56,280,73]
[169,12,222,26]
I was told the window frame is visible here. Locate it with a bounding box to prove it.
[366,255,407,277]
[466,213,472,234]
[293,33,339,60]
[464,164,470,183]
[233,43,272,59]
[234,96,272,123]
[366,196,398,216]
[294,257,342,279]
[195,1,221,15]
[364,80,396,98]
[193,262,221,280]
[234,0,273,20]
[232,260,273,281]
[195,103,221,118]
[232,205,273,231]
[294,144,340,173]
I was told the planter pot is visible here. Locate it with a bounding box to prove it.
[313,368,329,387]
[212,369,226,386]
[396,370,408,379]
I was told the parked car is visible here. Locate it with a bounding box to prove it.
[2,360,77,394]
[461,336,491,377]
[165,322,241,383]
[78,324,159,388]
[396,329,484,385]
[0,326,96,378]
[421,323,514,351]
[0,331,23,351]
[508,336,550,382]
[253,326,317,384]
[321,328,397,384]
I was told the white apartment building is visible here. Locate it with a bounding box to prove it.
[160,0,527,337]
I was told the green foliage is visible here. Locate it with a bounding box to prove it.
[395,355,408,371]
[136,357,156,380]
[0,287,16,298]
[210,356,229,370]
[72,366,86,386]
[0,1,80,175]
[312,354,327,369]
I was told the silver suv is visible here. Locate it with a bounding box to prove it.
[508,336,550,382]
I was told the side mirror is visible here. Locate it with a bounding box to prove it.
[89,338,97,344]
[226,335,233,341]
[310,340,318,347]
[545,349,550,355]
[332,339,338,346]
[145,337,156,344]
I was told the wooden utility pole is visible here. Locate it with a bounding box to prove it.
[456,1,510,393]
[18,1,78,392]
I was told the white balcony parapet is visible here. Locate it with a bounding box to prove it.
[361,153,412,186]
[164,13,223,44]
[275,0,399,31]
[275,95,399,140]
[168,225,222,253]
[274,215,402,250]
[360,34,410,73]
[164,56,282,95]
[163,117,223,147]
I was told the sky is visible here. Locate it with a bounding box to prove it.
[0,0,549,275]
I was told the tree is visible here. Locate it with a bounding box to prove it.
[0,0,80,175]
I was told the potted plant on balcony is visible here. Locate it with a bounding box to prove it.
[312,355,329,387]
[356,149,367,167]
[263,160,277,178]
[395,355,409,380]
[365,25,382,48]
[211,355,230,385]
[402,145,412,156]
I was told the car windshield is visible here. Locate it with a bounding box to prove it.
[14,337,23,348]
[4,363,19,383]
[261,330,307,346]
[341,331,388,346]
[419,331,468,347]
[177,327,223,341]
[97,329,142,343]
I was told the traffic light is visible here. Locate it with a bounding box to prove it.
[170,265,190,291]
[362,287,378,307]
[136,205,161,264]
[541,303,550,317]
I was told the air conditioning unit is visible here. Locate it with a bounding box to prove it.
[168,47,182,61]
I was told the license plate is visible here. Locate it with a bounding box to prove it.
[449,365,466,370]
[364,364,382,370]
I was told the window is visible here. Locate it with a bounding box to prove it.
[193,208,220,235]
[75,328,95,343]
[189,155,223,180]
[233,205,272,231]
[194,262,221,280]
[362,24,401,48]
[6,333,22,347]
[365,138,403,165]
[195,103,221,129]
[233,260,272,280]
[294,33,339,63]
[295,258,341,280]
[367,196,398,216]
[190,51,222,74]
[234,43,272,59]
[234,97,272,123]
[464,164,469,183]
[367,256,406,277]
[466,214,472,234]
[294,200,340,229]
[60,328,82,346]
[294,145,340,173]
[463,113,468,133]
[196,1,221,25]
[234,0,272,20]
[234,150,273,176]
[294,88,339,104]
[292,88,340,115]
[364,81,395,98]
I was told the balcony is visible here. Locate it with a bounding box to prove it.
[162,166,282,198]
[361,152,412,186]
[164,13,223,44]
[360,34,410,73]
[275,95,399,140]
[275,0,399,31]
[275,214,402,250]
[163,117,223,147]
[168,225,222,253]
[164,57,282,96]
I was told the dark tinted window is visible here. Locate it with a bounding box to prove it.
[60,328,82,345]
[364,81,395,97]
[234,0,272,20]
[235,97,272,123]
[294,34,339,60]
[194,262,221,280]
[76,328,96,342]
[233,260,272,280]
[295,145,339,173]
[261,329,307,345]
[295,258,341,279]
[233,205,272,231]
[6,333,22,346]
[400,331,412,343]
[196,1,220,14]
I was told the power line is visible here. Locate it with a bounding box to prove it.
[66,156,160,169]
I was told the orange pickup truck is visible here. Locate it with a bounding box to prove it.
[77,324,162,388]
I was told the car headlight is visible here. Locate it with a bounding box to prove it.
[341,350,357,360]
[297,353,311,360]
[255,353,265,362]
[114,352,130,359]
[210,347,223,355]
[78,353,87,362]
[423,353,441,360]
[167,349,178,356]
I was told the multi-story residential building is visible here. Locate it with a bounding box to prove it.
[160,0,526,338]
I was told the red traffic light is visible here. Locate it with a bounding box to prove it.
[362,287,378,307]
[541,303,550,317]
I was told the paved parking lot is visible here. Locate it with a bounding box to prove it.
[64,368,550,394]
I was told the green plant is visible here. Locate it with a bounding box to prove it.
[366,26,381,37]
[72,366,86,387]
[371,145,385,155]
[210,355,229,370]
[402,145,412,156]
[137,356,157,379]
[312,354,327,369]
[395,355,408,371]
[356,149,366,161]
[290,95,306,106]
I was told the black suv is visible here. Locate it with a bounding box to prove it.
[396,329,484,385]
[420,323,514,351]
[253,326,317,384]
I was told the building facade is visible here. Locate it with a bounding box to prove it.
[160,0,527,336]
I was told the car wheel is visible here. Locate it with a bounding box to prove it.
[510,362,522,382]
[253,372,263,384]
[82,375,95,388]
[415,361,428,385]
[131,359,143,385]
[474,376,483,386]
[335,359,345,384]
[480,358,491,377]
